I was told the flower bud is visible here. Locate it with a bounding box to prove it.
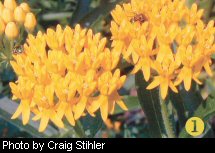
[24,13,36,31]
[5,22,19,39]
[20,3,30,13]
[14,6,26,23]
[2,8,14,23]
[4,0,17,10]
[0,18,6,35]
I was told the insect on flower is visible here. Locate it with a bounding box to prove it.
[12,45,24,55]
[130,13,148,24]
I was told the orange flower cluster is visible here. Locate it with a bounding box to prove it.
[10,25,127,132]
[111,0,215,99]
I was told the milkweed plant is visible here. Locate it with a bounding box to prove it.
[0,0,215,138]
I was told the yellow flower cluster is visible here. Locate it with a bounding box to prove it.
[0,0,36,39]
[9,24,127,132]
[111,0,215,99]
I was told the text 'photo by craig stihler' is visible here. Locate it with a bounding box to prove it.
[2,140,106,151]
[0,0,215,145]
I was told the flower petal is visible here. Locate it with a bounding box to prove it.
[74,96,87,120]
[184,68,192,91]
[160,79,169,99]
[39,111,49,132]
[147,77,160,90]
[11,103,23,119]
[100,98,108,121]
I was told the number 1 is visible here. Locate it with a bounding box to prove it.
[191,120,198,132]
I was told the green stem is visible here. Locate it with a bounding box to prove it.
[159,90,176,138]
[5,40,14,67]
[73,120,86,138]
[0,36,3,49]
[9,40,14,57]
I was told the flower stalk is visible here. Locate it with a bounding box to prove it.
[159,91,176,138]
[73,121,87,138]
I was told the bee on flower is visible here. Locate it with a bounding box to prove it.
[12,44,24,55]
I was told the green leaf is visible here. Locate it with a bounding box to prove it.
[135,72,166,138]
[70,0,91,25]
[31,8,42,15]
[170,83,203,136]
[65,113,104,138]
[193,95,215,121]
[179,94,215,138]
[78,113,103,138]
[0,97,59,138]
[56,114,103,138]
[202,123,215,138]
[170,91,187,129]
[178,83,203,116]
[72,0,127,27]
[114,96,141,114]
